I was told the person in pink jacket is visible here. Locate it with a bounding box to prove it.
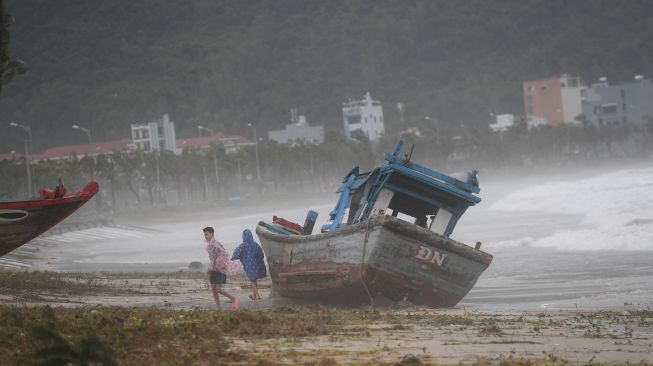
[203,227,239,310]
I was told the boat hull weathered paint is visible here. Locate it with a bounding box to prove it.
[0,182,99,256]
[256,214,492,307]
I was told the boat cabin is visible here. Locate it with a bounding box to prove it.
[322,140,481,238]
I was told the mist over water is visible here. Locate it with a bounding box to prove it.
[486,166,653,251]
[44,202,334,269]
[457,164,653,311]
[32,163,653,311]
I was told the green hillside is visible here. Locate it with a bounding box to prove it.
[2,0,653,153]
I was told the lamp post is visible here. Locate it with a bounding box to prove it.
[247,123,261,181]
[397,103,405,126]
[198,125,220,197]
[72,124,92,143]
[197,125,214,137]
[425,116,439,143]
[236,159,242,185]
[9,122,33,197]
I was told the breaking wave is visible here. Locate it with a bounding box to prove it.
[488,167,653,251]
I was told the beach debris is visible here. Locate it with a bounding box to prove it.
[188,261,203,271]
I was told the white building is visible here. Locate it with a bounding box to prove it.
[489,114,514,132]
[559,74,586,123]
[527,116,547,129]
[131,114,177,152]
[342,92,384,141]
[268,114,324,145]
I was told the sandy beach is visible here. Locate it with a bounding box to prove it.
[2,163,652,364]
[1,270,652,365]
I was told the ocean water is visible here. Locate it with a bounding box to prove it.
[484,167,653,251]
[33,203,335,269]
[32,164,653,311]
[457,165,653,311]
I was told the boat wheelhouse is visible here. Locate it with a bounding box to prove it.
[321,139,480,237]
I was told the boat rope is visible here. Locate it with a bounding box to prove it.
[361,218,375,308]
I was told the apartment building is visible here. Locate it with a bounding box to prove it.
[342,92,385,141]
[582,76,653,127]
[523,75,586,126]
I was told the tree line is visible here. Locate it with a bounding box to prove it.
[2,120,651,214]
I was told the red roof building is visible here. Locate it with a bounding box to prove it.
[31,138,132,162]
[176,133,225,150]
[2,132,254,162]
[176,134,254,154]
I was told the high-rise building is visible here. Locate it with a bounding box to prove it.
[342,92,384,141]
[131,114,177,152]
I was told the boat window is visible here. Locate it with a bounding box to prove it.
[391,211,431,228]
[430,209,453,234]
[348,184,366,224]
[388,191,438,219]
[395,212,416,224]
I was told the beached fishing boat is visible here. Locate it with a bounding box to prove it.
[0,181,99,256]
[256,140,492,307]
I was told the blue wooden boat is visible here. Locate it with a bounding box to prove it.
[256,140,492,307]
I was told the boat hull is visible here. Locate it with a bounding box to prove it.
[256,215,492,307]
[0,182,99,256]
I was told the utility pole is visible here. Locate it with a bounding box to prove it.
[198,125,220,197]
[425,116,439,143]
[247,123,261,181]
[397,103,405,127]
[213,151,220,198]
[236,159,242,184]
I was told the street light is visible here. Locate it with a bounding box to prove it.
[9,122,33,197]
[198,125,220,197]
[247,123,261,181]
[425,116,439,143]
[72,124,92,143]
[198,125,215,136]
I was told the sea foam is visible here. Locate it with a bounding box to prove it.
[488,167,653,251]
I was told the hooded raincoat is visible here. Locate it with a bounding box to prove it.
[231,229,267,281]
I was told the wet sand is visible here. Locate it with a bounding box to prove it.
[230,310,653,365]
[1,270,651,365]
[3,161,652,364]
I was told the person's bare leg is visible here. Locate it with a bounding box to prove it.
[214,283,236,302]
[217,287,239,309]
[217,287,236,302]
[252,280,261,300]
[211,284,222,308]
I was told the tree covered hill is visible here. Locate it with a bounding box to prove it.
[1,0,653,153]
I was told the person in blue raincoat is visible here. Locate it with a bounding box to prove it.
[231,229,267,300]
